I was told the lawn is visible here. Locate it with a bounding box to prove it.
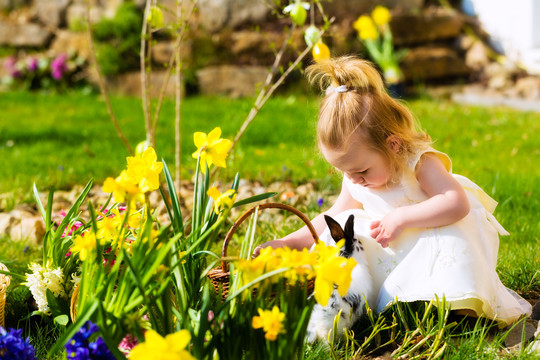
[0,90,539,358]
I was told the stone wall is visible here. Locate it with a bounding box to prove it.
[0,0,497,97]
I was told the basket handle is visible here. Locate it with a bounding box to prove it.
[220,202,319,272]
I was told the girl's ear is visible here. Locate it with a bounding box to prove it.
[386,135,402,153]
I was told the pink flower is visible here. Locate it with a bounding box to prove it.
[3,56,21,78]
[51,54,68,80]
[118,334,139,355]
[27,57,38,72]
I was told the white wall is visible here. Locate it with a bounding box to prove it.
[462,0,540,74]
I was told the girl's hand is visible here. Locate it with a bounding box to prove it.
[252,239,286,258]
[370,209,405,248]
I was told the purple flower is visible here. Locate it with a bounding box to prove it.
[50,54,68,80]
[317,197,324,207]
[65,321,115,360]
[27,57,38,72]
[0,327,37,360]
[3,57,21,78]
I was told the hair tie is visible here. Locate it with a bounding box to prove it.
[325,85,349,96]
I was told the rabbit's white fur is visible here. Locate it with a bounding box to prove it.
[306,212,373,343]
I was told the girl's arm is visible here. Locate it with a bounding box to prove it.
[370,153,470,247]
[253,182,362,255]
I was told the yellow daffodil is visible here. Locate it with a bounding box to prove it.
[102,170,143,204]
[312,41,330,63]
[207,186,237,214]
[128,209,143,229]
[71,231,98,261]
[96,208,125,243]
[372,6,391,27]
[353,15,378,40]
[129,329,195,360]
[192,127,233,173]
[312,241,356,306]
[252,306,286,341]
[126,147,163,193]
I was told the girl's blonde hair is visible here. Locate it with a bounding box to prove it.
[306,56,431,179]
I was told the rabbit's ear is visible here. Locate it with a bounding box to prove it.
[324,215,345,241]
[344,215,355,241]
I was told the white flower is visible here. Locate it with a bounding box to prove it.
[69,271,81,297]
[24,262,68,315]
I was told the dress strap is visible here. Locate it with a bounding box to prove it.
[410,148,452,173]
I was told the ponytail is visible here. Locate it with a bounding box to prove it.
[306,56,431,180]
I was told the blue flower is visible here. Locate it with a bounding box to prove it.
[0,326,37,360]
[65,321,115,360]
[317,197,324,207]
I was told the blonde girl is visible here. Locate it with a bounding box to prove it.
[255,56,531,325]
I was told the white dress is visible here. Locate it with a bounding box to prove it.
[325,148,532,326]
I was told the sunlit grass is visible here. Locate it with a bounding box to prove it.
[0,90,538,359]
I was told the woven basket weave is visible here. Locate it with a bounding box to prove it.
[207,202,319,299]
[0,262,11,328]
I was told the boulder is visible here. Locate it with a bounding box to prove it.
[510,76,540,100]
[151,40,192,66]
[50,29,91,59]
[0,209,45,244]
[34,0,71,29]
[391,7,464,46]
[197,0,269,32]
[401,45,470,81]
[0,21,52,47]
[196,65,268,97]
[105,70,182,98]
[465,40,490,72]
[323,0,425,21]
[66,2,105,28]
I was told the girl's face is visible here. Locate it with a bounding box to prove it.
[320,135,394,189]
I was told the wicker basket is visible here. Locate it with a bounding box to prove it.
[207,202,319,299]
[0,262,11,328]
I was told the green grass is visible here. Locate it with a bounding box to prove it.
[0,90,539,358]
[1,90,539,298]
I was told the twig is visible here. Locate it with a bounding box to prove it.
[86,2,134,155]
[140,0,153,147]
[151,1,197,141]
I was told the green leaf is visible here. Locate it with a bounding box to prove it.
[54,314,69,326]
[48,300,99,355]
[233,192,277,208]
[161,159,184,234]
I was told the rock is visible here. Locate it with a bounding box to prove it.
[391,7,464,46]
[0,0,29,11]
[324,0,425,21]
[401,45,470,81]
[465,40,490,72]
[9,215,45,245]
[532,301,540,321]
[513,76,540,100]
[50,30,91,60]
[196,65,268,97]
[151,40,192,66]
[105,70,183,98]
[198,0,269,33]
[0,21,53,47]
[0,209,45,244]
[66,2,104,28]
[34,0,70,29]
[503,318,537,349]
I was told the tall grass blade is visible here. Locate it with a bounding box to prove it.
[161,159,184,234]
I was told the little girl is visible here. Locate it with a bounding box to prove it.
[255,56,532,325]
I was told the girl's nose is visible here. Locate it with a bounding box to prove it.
[348,174,364,185]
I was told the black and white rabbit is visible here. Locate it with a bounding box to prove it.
[306,214,373,343]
